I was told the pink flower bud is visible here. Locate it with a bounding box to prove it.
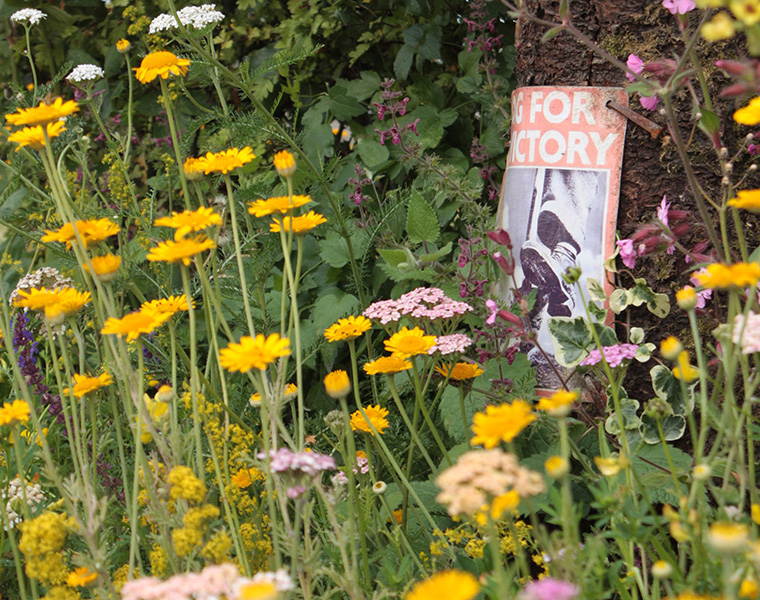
[487,228,512,247]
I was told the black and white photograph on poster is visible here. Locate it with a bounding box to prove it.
[500,167,609,388]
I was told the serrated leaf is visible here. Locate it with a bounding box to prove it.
[394,45,415,80]
[439,386,485,443]
[328,85,364,121]
[379,262,436,283]
[319,231,350,268]
[0,187,27,220]
[406,192,439,243]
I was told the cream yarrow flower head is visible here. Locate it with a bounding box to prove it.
[146,236,215,266]
[248,195,312,217]
[324,370,351,399]
[6,98,78,127]
[66,64,104,84]
[64,372,113,399]
[384,326,437,358]
[10,9,47,26]
[154,207,222,240]
[133,51,190,84]
[270,211,327,235]
[195,147,255,175]
[220,333,290,372]
[8,122,66,151]
[405,571,480,600]
[324,315,372,343]
[350,405,389,435]
[471,400,536,448]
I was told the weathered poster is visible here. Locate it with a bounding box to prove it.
[498,87,628,388]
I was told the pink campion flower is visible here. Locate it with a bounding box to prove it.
[520,578,580,600]
[626,54,644,82]
[657,195,670,227]
[486,299,499,325]
[689,274,713,309]
[640,95,659,110]
[617,239,637,269]
[662,0,696,14]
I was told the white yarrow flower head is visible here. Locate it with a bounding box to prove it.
[149,4,224,34]
[10,9,47,26]
[66,64,105,84]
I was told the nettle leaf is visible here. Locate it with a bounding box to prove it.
[439,385,485,443]
[406,192,439,243]
[630,279,670,318]
[379,262,436,283]
[312,292,359,337]
[547,316,592,367]
[319,231,350,268]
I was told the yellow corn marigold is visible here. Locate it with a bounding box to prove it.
[350,404,389,435]
[101,310,172,341]
[270,211,326,235]
[247,194,312,217]
[0,399,30,426]
[434,362,484,380]
[84,254,121,281]
[273,150,296,177]
[219,333,291,372]
[384,326,436,358]
[363,355,413,375]
[146,236,215,266]
[324,315,372,342]
[133,51,190,84]
[195,147,255,175]
[693,262,760,289]
[154,207,222,240]
[471,400,536,448]
[405,571,480,600]
[64,372,113,399]
[8,121,66,150]
[6,98,79,127]
[728,189,760,212]
[42,218,120,249]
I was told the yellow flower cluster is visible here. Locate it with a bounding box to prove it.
[5,98,78,150]
[167,466,207,503]
[18,511,76,586]
[172,504,220,557]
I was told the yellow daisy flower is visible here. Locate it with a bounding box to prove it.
[247,194,312,217]
[363,356,413,375]
[5,98,79,127]
[183,156,206,180]
[146,236,215,266]
[270,211,327,235]
[238,581,278,600]
[545,455,569,478]
[8,121,66,150]
[405,571,480,600]
[63,372,114,399]
[273,150,296,177]
[734,96,760,126]
[133,51,190,84]
[384,326,436,358]
[693,262,760,289]
[219,333,291,372]
[536,389,578,417]
[470,400,536,448]
[141,295,192,316]
[84,254,121,281]
[66,566,98,587]
[324,315,372,342]
[154,207,222,240]
[42,218,120,250]
[324,370,351,399]
[731,0,760,26]
[707,522,749,553]
[728,189,760,212]
[594,455,625,477]
[673,350,699,382]
[434,362,484,380]
[0,400,30,427]
[14,287,91,318]
[101,310,172,341]
[195,147,255,175]
[660,336,683,360]
[350,404,389,435]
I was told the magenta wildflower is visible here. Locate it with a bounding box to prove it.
[640,95,659,111]
[486,299,498,325]
[657,195,670,226]
[626,54,644,82]
[689,274,713,309]
[520,578,580,600]
[257,448,336,499]
[617,239,637,269]
[662,0,696,14]
[428,333,473,355]
[581,344,639,368]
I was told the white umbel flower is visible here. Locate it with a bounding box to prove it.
[10,9,47,26]
[149,4,224,34]
[66,64,105,83]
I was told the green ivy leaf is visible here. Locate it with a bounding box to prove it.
[630,278,670,318]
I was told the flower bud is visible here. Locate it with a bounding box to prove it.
[492,251,514,275]
[562,266,582,285]
[660,336,683,360]
[487,228,512,247]
[324,409,344,434]
[692,463,712,481]
[273,150,296,177]
[676,286,698,311]
[545,455,569,479]
[372,481,387,495]
[645,397,673,420]
[324,370,351,400]
[651,560,673,579]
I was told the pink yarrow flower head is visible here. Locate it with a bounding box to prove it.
[626,54,644,82]
[257,448,336,499]
[121,564,242,600]
[428,333,473,355]
[520,578,580,600]
[363,287,473,324]
[662,0,696,14]
[617,239,637,269]
[581,343,639,368]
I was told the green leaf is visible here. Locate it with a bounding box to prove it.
[630,327,645,344]
[394,45,415,80]
[609,289,630,314]
[698,109,720,137]
[546,316,592,367]
[379,262,436,283]
[439,386,485,443]
[641,414,686,444]
[630,279,670,318]
[319,231,350,268]
[634,343,655,363]
[377,249,409,268]
[0,187,27,220]
[542,26,564,42]
[651,365,694,416]
[312,291,360,337]
[406,192,439,243]
[356,138,389,168]
[328,85,364,121]
[419,241,452,263]
[587,278,607,303]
